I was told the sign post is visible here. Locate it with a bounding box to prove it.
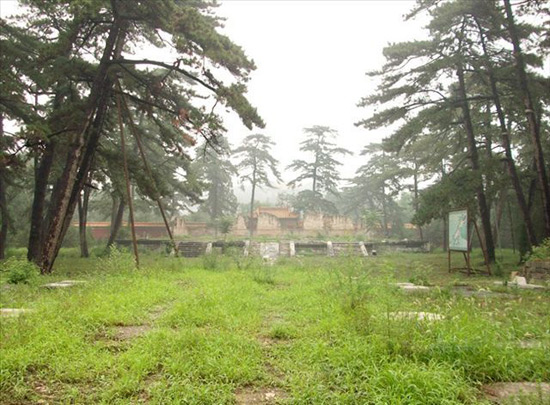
[448,209,471,275]
[447,209,491,275]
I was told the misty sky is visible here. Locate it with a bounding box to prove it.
[217,0,426,200]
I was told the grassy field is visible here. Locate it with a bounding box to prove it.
[1,249,549,404]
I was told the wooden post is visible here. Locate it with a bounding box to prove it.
[117,83,179,257]
[473,220,492,275]
[116,86,139,268]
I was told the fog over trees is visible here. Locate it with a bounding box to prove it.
[1,0,549,270]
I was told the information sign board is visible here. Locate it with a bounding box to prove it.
[448,209,468,251]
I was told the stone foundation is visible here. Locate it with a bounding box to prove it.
[522,261,550,282]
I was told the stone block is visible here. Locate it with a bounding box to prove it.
[0,308,33,317]
[42,280,86,289]
[389,311,444,321]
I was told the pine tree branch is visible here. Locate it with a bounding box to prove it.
[110,58,217,92]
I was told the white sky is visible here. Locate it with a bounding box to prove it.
[1,0,427,202]
[216,0,426,200]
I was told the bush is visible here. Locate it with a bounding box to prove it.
[408,262,433,286]
[1,257,39,284]
[4,247,27,258]
[251,264,276,285]
[96,246,136,272]
[202,251,221,271]
[527,238,550,262]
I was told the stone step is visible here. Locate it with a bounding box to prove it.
[279,242,291,257]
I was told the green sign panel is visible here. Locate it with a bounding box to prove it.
[448,210,468,251]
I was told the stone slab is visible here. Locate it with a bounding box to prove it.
[42,280,86,289]
[260,242,279,261]
[389,311,444,321]
[1,308,33,317]
[327,241,334,257]
[518,340,545,349]
[452,286,511,298]
[482,382,550,402]
[511,275,527,286]
[400,285,430,292]
[493,281,546,290]
[520,284,546,290]
[359,242,369,256]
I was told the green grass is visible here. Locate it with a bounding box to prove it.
[1,249,549,404]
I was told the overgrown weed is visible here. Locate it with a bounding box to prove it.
[1,250,549,404]
[96,246,136,273]
[1,257,39,284]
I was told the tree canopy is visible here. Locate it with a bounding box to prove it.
[0,0,264,271]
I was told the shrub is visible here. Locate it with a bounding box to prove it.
[330,257,374,310]
[408,263,433,286]
[251,264,276,285]
[202,251,221,271]
[1,257,40,284]
[96,245,136,272]
[527,238,550,262]
[226,247,260,271]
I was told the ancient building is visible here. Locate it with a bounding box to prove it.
[174,207,362,237]
[81,207,367,240]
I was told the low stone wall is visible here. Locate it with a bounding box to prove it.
[116,239,430,257]
[294,242,329,256]
[116,239,169,249]
[523,261,550,282]
[372,240,430,253]
[178,242,207,257]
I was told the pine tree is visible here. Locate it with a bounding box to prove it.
[233,134,281,234]
[194,138,238,233]
[287,125,351,214]
[1,0,264,272]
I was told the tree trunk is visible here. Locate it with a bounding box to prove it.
[507,196,516,253]
[78,183,92,258]
[457,60,496,263]
[212,180,219,238]
[28,20,82,263]
[475,16,538,248]
[249,160,257,237]
[27,143,55,261]
[492,189,506,248]
[107,198,125,248]
[412,160,423,241]
[381,186,389,238]
[0,174,7,260]
[312,152,319,193]
[110,196,118,235]
[442,215,448,252]
[503,0,550,238]
[0,114,7,259]
[39,17,127,273]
